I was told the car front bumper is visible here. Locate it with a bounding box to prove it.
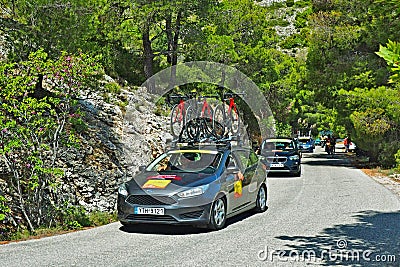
[117,194,212,226]
[266,161,300,174]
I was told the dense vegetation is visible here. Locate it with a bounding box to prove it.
[1,0,400,236]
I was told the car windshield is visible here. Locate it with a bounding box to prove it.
[298,138,311,143]
[262,139,294,151]
[146,150,222,174]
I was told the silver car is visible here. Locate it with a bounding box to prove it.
[117,145,268,230]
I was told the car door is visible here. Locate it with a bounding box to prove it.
[233,149,259,206]
[223,153,246,213]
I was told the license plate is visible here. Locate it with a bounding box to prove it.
[270,163,284,168]
[134,207,165,215]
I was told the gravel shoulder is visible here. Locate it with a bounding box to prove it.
[347,153,400,200]
[361,170,400,199]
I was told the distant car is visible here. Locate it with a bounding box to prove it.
[314,138,321,146]
[117,144,268,230]
[335,139,356,152]
[297,137,315,153]
[260,138,301,177]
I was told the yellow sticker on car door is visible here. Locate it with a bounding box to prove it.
[234,180,242,198]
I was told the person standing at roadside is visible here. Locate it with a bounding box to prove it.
[344,136,349,153]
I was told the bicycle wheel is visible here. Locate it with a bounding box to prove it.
[228,107,240,137]
[213,105,226,138]
[185,104,195,123]
[185,118,200,141]
[212,120,225,140]
[170,104,186,138]
[201,107,214,136]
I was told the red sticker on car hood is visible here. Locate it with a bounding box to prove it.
[146,175,182,181]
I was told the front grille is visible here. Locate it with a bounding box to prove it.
[266,156,287,163]
[126,195,177,206]
[180,210,204,220]
[126,214,177,222]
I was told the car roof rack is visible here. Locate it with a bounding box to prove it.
[169,136,242,151]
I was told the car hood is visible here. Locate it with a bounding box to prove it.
[126,171,218,194]
[263,150,298,157]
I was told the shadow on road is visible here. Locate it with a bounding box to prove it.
[274,210,400,266]
[301,152,357,168]
[119,224,210,235]
[119,209,265,235]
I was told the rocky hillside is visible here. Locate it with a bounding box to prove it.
[0,79,170,214]
[64,83,170,212]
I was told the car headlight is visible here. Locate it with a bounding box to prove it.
[289,155,299,161]
[177,185,209,198]
[118,183,128,196]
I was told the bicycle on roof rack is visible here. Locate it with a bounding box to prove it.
[185,94,223,140]
[168,91,245,144]
[183,117,225,143]
[213,92,245,141]
[168,92,196,138]
[186,94,216,121]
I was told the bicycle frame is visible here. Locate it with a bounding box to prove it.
[173,99,186,123]
[227,97,238,118]
[200,98,213,119]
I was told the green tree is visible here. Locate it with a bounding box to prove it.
[304,0,400,164]
[0,50,103,232]
[376,40,400,84]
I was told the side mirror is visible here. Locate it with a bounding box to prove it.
[139,165,147,171]
[226,166,240,174]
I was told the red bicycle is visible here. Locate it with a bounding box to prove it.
[169,94,192,138]
[169,93,216,139]
[184,95,226,141]
[213,92,244,139]
[186,95,215,121]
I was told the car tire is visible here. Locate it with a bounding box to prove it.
[208,197,226,230]
[254,185,267,213]
[293,166,301,177]
[121,221,134,230]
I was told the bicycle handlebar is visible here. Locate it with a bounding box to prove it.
[199,94,219,99]
[167,92,197,103]
[167,92,245,104]
[223,92,246,99]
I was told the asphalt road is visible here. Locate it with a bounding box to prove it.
[1,147,399,267]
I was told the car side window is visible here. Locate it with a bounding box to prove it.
[234,150,258,169]
[234,151,248,170]
[248,150,259,166]
[225,155,237,168]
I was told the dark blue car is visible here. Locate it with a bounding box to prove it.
[260,138,302,177]
[297,137,315,153]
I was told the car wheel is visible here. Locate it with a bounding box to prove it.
[121,221,134,230]
[293,166,301,177]
[254,185,267,213]
[208,197,226,230]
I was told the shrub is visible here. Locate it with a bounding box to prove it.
[395,149,400,172]
[378,141,400,168]
[0,50,103,233]
[89,211,117,226]
[104,81,121,94]
[58,204,91,230]
[286,0,295,7]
